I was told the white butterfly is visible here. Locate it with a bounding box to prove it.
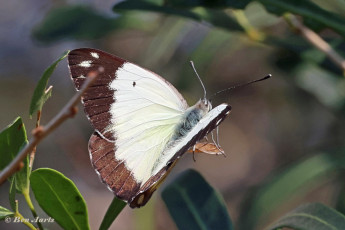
[68,48,231,208]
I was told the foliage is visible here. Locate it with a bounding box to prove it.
[268,203,345,230]
[30,168,90,230]
[99,197,126,230]
[29,51,69,117]
[1,0,345,229]
[162,169,233,230]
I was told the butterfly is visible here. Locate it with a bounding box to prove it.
[68,48,232,208]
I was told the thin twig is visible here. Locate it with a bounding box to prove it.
[29,109,41,168]
[14,211,37,230]
[0,73,98,185]
[23,189,44,230]
[284,14,345,75]
[29,86,52,167]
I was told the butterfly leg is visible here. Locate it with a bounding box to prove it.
[216,126,226,157]
[211,130,225,157]
[192,144,196,162]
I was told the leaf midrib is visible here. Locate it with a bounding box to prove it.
[37,173,80,230]
[176,186,208,230]
[281,213,338,230]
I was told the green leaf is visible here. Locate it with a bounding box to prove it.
[113,1,201,21]
[30,168,90,230]
[0,117,29,193]
[113,1,242,31]
[165,0,250,9]
[34,5,154,43]
[29,51,69,117]
[99,196,126,230]
[162,169,233,230]
[9,177,16,211]
[33,6,118,42]
[115,0,345,37]
[171,0,345,37]
[133,198,156,230]
[0,206,14,220]
[268,203,345,230]
[193,8,242,31]
[257,0,345,37]
[0,117,27,170]
[14,141,30,193]
[336,182,345,216]
[239,153,337,230]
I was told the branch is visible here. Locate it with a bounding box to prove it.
[285,14,345,74]
[0,72,98,185]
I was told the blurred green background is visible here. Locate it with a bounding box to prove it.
[1,0,345,229]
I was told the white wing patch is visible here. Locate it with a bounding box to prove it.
[91,52,99,59]
[106,62,188,183]
[79,60,92,67]
[77,75,86,79]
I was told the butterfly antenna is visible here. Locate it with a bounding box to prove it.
[211,74,271,99]
[190,61,207,100]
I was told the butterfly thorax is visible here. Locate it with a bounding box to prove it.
[173,99,212,140]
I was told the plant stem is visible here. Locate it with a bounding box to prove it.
[29,110,42,168]
[23,189,43,230]
[284,13,345,75]
[14,212,37,230]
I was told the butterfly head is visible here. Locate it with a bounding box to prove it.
[195,98,212,114]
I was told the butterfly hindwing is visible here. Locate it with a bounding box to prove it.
[89,132,141,201]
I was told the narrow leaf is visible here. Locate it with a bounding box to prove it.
[239,154,337,230]
[29,51,69,117]
[268,203,345,230]
[170,0,345,37]
[33,6,153,43]
[162,169,233,230]
[33,6,118,42]
[113,1,201,21]
[99,197,126,230]
[0,206,14,220]
[114,1,243,33]
[30,168,90,230]
[257,0,345,37]
[336,182,345,216]
[165,0,250,9]
[114,0,345,37]
[193,8,242,31]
